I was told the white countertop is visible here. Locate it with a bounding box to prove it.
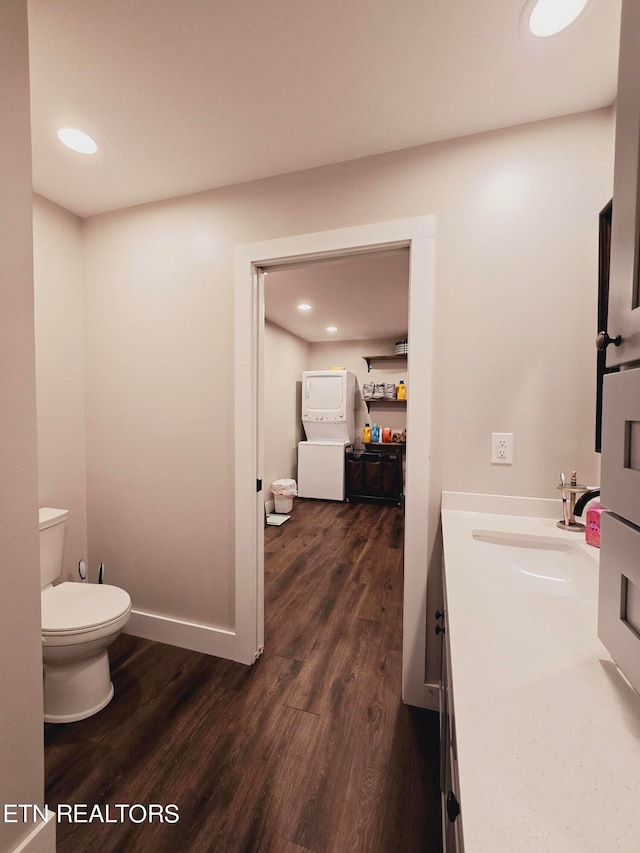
[441,492,640,853]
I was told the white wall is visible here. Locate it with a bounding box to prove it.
[33,195,88,580]
[83,203,237,628]
[80,108,613,677]
[264,320,309,496]
[0,2,48,850]
[431,118,608,499]
[308,338,408,446]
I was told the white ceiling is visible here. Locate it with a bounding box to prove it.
[28,0,622,220]
[265,249,409,343]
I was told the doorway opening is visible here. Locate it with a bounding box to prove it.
[234,217,436,708]
[262,248,409,679]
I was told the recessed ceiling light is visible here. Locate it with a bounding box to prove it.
[525,0,588,37]
[297,303,312,311]
[57,127,98,154]
[326,326,338,333]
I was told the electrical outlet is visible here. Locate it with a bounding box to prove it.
[491,432,513,465]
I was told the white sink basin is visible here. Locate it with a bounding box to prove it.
[471,530,598,599]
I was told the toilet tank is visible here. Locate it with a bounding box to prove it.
[39,507,69,588]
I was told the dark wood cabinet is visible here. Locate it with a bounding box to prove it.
[345,446,403,506]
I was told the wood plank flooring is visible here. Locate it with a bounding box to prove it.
[44,499,442,852]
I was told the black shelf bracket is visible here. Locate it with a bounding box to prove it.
[362,353,407,373]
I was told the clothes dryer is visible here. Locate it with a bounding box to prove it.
[301,370,356,443]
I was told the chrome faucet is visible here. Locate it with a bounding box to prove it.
[573,489,600,517]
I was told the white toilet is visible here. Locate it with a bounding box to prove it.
[40,507,132,723]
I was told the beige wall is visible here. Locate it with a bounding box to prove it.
[80,108,613,659]
[431,117,609,499]
[263,321,309,496]
[33,195,88,581]
[308,338,408,446]
[83,203,236,627]
[0,1,47,849]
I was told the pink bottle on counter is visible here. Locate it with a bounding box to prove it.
[586,502,605,548]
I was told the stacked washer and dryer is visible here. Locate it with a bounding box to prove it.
[298,369,356,501]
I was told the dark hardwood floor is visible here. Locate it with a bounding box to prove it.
[44,499,442,852]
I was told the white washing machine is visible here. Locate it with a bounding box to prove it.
[298,440,351,501]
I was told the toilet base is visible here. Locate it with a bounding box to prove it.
[43,649,115,723]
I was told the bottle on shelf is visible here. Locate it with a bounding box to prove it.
[371,423,380,443]
[363,423,371,443]
[397,380,406,400]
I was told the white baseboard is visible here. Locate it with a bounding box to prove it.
[403,681,440,712]
[11,809,55,853]
[265,498,275,513]
[125,609,238,661]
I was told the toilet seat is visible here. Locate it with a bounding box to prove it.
[42,582,131,635]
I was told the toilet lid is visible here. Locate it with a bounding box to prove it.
[41,582,131,633]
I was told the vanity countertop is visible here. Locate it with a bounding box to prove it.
[441,491,640,853]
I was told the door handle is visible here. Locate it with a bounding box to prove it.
[596,330,622,351]
[446,791,460,822]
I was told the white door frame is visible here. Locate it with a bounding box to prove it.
[234,216,436,707]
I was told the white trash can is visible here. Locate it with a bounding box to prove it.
[271,478,297,513]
